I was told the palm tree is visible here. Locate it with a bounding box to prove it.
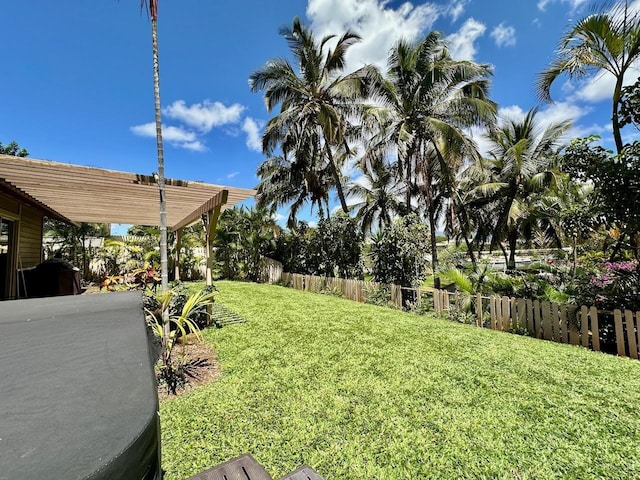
[346,159,403,234]
[250,17,367,215]
[463,108,570,270]
[362,32,496,271]
[537,0,640,154]
[137,0,168,293]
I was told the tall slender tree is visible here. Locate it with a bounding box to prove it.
[363,32,496,271]
[463,108,570,269]
[537,0,640,154]
[250,17,367,215]
[140,0,168,292]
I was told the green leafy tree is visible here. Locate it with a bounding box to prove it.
[250,17,367,217]
[619,77,640,130]
[307,212,364,278]
[362,32,496,270]
[370,214,430,287]
[562,137,640,259]
[347,159,403,234]
[463,108,570,270]
[44,220,109,279]
[0,141,29,157]
[537,1,640,154]
[214,206,280,281]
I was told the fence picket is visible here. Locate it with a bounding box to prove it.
[476,293,483,327]
[501,296,511,331]
[541,302,552,340]
[516,298,526,331]
[526,299,534,334]
[533,300,542,338]
[614,310,626,357]
[625,310,638,360]
[550,303,559,342]
[590,306,600,352]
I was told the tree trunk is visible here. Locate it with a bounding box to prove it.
[151,17,168,294]
[507,231,517,271]
[325,146,349,213]
[612,75,624,155]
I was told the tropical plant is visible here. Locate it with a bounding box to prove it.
[214,206,280,281]
[536,0,640,154]
[369,213,430,288]
[562,136,640,259]
[307,212,364,278]
[362,32,496,270]
[347,159,403,234]
[145,286,216,394]
[44,220,109,279]
[250,17,367,218]
[462,108,570,270]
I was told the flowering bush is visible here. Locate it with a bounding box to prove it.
[577,260,639,310]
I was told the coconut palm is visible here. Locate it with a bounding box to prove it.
[537,0,640,154]
[463,108,571,270]
[362,32,496,270]
[347,160,403,234]
[250,17,367,215]
[137,0,169,292]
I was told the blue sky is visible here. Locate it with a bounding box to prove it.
[1,0,638,229]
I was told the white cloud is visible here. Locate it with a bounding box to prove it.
[447,0,470,22]
[537,0,588,12]
[226,171,240,179]
[490,23,516,47]
[241,117,263,153]
[306,0,441,70]
[129,122,206,152]
[163,100,244,133]
[446,18,486,60]
[272,212,286,222]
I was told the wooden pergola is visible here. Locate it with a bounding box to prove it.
[0,155,255,284]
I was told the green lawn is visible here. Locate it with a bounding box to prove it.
[161,281,640,479]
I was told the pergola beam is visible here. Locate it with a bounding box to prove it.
[171,190,229,231]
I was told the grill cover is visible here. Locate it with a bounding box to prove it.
[0,292,161,479]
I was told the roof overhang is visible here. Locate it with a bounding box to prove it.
[0,155,255,229]
[0,177,71,223]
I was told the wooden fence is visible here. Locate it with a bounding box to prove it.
[279,273,404,307]
[273,272,640,361]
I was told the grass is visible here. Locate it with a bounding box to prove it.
[161,281,640,479]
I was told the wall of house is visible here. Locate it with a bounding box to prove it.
[18,206,44,267]
[0,190,44,299]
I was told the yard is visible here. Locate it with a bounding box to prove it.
[161,281,640,479]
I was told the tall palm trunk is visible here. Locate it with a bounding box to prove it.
[612,75,625,155]
[149,3,168,293]
[325,145,349,213]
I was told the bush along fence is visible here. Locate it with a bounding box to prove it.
[274,272,640,361]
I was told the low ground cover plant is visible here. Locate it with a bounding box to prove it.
[160,281,640,479]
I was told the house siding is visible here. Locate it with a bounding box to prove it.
[18,206,43,267]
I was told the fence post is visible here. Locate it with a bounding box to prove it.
[476,293,483,327]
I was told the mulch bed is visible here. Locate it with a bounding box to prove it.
[157,334,221,402]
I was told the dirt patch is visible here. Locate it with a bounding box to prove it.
[157,335,221,402]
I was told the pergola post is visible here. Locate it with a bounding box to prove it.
[174,227,182,281]
[171,189,229,288]
[205,204,224,287]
